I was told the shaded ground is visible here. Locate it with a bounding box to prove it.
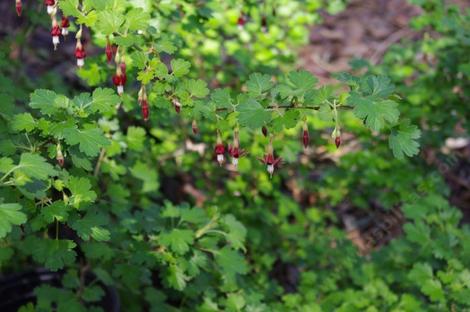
[300,0,421,84]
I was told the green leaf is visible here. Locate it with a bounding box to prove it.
[0,203,27,238]
[131,51,148,70]
[215,247,248,278]
[287,70,318,94]
[71,212,110,241]
[211,88,232,109]
[409,263,433,282]
[422,279,445,302]
[349,95,400,131]
[41,201,69,223]
[59,0,80,17]
[91,88,120,114]
[126,8,150,31]
[237,98,271,129]
[17,153,57,180]
[389,121,421,158]
[130,161,159,193]
[160,229,194,255]
[11,113,36,132]
[126,126,146,152]
[67,176,97,208]
[222,215,246,251]
[171,59,191,78]
[30,89,59,116]
[63,127,110,157]
[166,264,189,290]
[404,221,430,244]
[246,73,273,96]
[96,11,124,35]
[184,79,209,98]
[361,75,395,98]
[24,237,77,271]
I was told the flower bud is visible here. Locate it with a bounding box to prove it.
[262,126,268,137]
[105,37,113,63]
[192,120,199,135]
[56,143,64,167]
[302,123,309,149]
[173,99,182,114]
[75,39,86,67]
[335,136,341,148]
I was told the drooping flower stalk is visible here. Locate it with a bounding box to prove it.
[112,50,126,95]
[228,129,245,169]
[214,131,225,166]
[15,0,22,17]
[259,136,282,177]
[61,16,70,36]
[50,16,61,50]
[332,100,341,148]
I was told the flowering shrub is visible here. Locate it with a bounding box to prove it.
[1,0,469,311]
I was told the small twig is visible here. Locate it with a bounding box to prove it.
[93,148,106,177]
[215,104,352,112]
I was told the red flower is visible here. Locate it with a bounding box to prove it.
[44,0,55,14]
[75,40,86,67]
[228,130,245,168]
[15,0,22,17]
[61,17,70,36]
[259,139,281,177]
[113,64,125,95]
[50,24,61,50]
[237,14,246,27]
[214,132,225,166]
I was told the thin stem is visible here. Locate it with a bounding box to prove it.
[0,165,21,183]
[55,219,59,240]
[93,148,106,177]
[215,104,353,113]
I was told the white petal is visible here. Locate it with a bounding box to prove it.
[117,85,124,95]
[77,58,84,67]
[267,164,274,175]
[217,154,224,165]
